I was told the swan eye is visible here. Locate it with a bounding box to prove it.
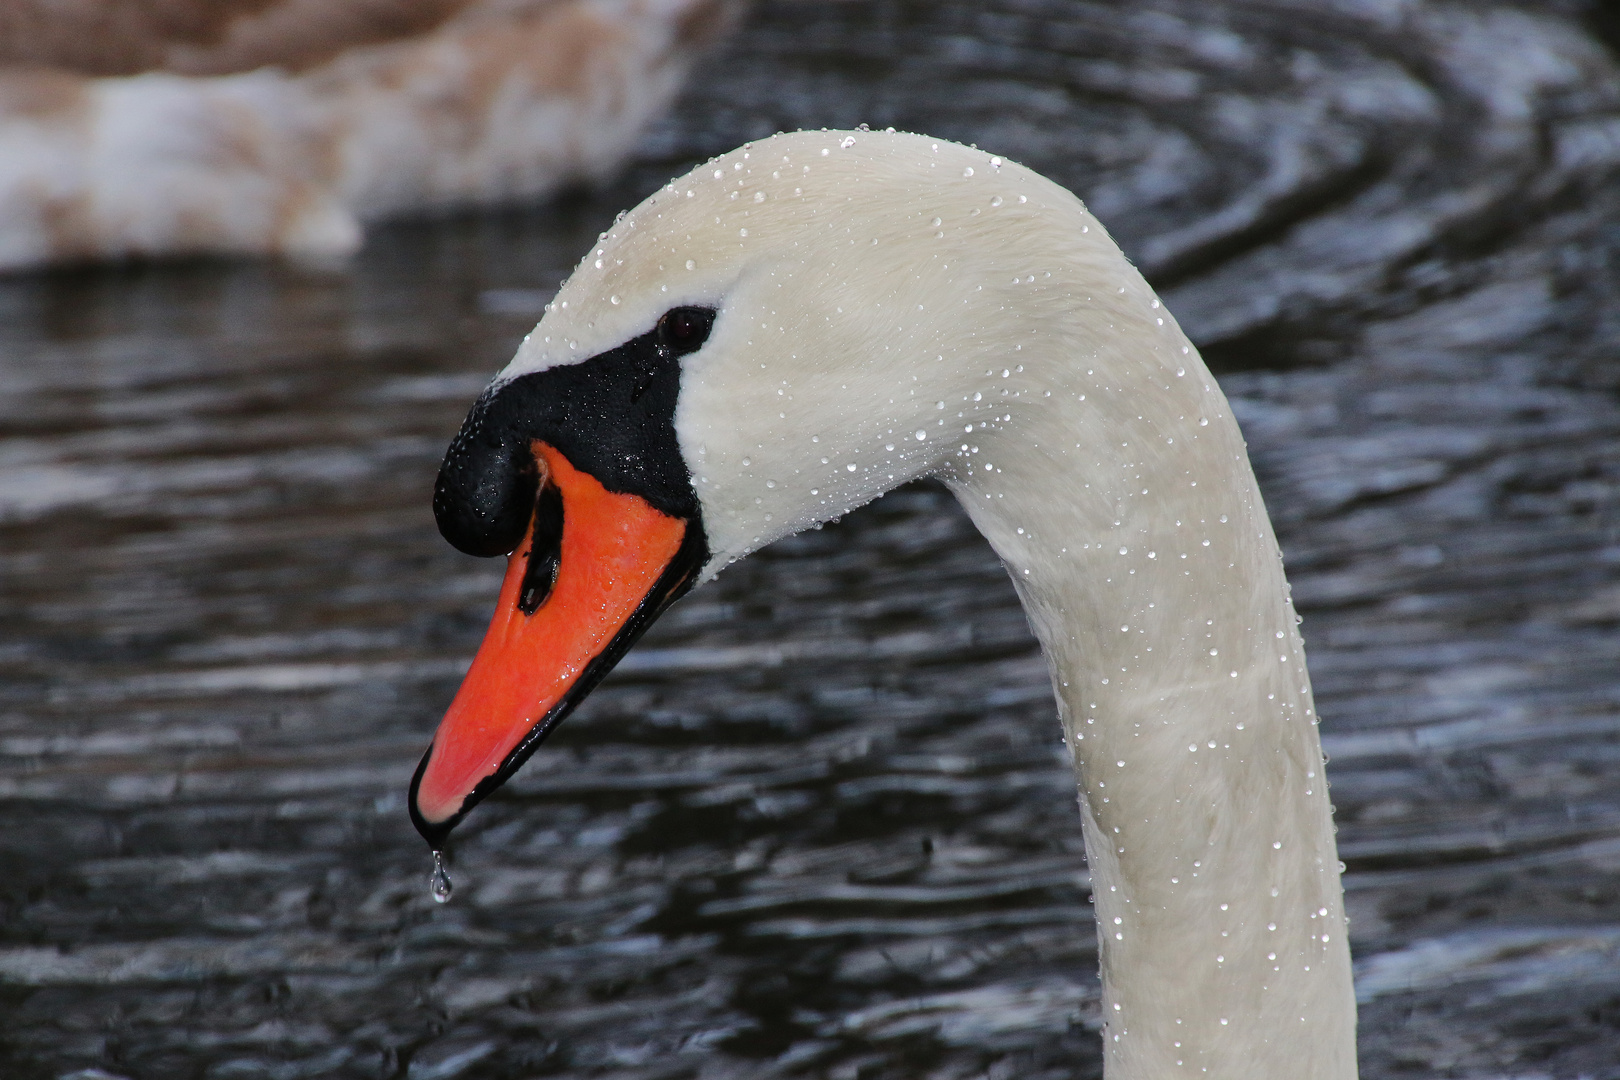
[657,306,716,356]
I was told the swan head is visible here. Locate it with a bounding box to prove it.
[410,129,1140,845]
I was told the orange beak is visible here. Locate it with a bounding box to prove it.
[410,441,704,847]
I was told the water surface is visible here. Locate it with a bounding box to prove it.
[5,2,1620,1077]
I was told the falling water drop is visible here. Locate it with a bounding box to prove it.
[430,851,453,904]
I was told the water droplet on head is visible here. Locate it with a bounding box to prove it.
[429,851,453,904]
[963,166,974,177]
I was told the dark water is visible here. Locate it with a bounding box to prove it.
[4,1,1620,1077]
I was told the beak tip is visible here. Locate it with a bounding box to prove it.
[408,748,461,850]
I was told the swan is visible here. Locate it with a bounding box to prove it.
[0,0,734,270]
[410,129,1358,1079]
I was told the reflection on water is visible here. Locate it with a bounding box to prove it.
[4,2,1620,1078]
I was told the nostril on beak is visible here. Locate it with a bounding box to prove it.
[518,482,565,614]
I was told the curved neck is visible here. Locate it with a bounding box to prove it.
[946,343,1358,1078]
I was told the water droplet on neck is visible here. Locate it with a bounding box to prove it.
[429,851,453,904]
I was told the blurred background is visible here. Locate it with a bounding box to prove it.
[3,1,1620,1078]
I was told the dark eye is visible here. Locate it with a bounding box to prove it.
[657,306,715,356]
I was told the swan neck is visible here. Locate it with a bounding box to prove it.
[950,363,1358,1079]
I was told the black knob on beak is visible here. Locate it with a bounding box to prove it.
[434,392,539,559]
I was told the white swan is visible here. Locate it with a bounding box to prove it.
[410,129,1358,1079]
[0,0,734,270]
